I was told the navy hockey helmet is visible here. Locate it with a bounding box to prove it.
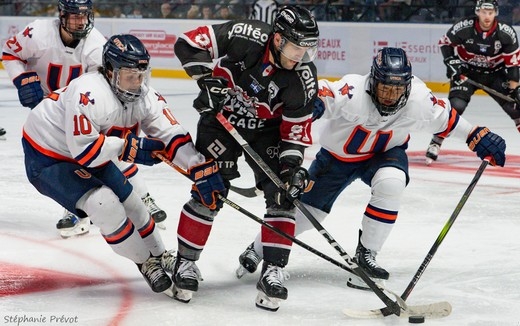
[58,0,94,40]
[369,47,413,116]
[475,0,499,15]
[102,34,151,103]
[273,5,319,63]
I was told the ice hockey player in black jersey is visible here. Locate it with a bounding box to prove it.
[171,5,319,311]
[425,0,520,165]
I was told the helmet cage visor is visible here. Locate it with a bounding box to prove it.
[111,67,150,103]
[373,82,409,115]
[60,9,94,39]
[279,37,317,63]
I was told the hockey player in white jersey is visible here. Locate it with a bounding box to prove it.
[237,47,506,289]
[2,0,167,237]
[21,34,226,294]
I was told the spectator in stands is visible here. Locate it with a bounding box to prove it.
[201,5,215,19]
[112,6,126,18]
[215,5,238,20]
[127,5,143,18]
[160,2,176,18]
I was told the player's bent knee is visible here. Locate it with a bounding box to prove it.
[371,167,406,199]
[77,186,126,232]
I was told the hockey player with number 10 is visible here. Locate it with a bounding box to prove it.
[238,47,507,291]
[1,0,168,236]
[21,34,226,294]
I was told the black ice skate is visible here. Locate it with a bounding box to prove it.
[425,139,442,165]
[171,254,202,303]
[255,262,288,312]
[56,209,89,238]
[236,242,262,278]
[142,193,167,229]
[138,255,172,293]
[347,230,389,291]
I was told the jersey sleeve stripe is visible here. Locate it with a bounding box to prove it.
[75,134,106,166]
[436,108,460,138]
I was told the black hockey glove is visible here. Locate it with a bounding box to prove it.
[512,86,520,106]
[13,72,44,109]
[119,131,165,166]
[466,127,506,167]
[193,76,229,115]
[444,56,465,83]
[275,166,309,209]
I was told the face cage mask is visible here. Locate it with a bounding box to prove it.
[373,82,409,116]
[61,11,94,40]
[279,37,318,63]
[111,67,150,103]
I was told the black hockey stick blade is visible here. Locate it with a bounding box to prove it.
[229,185,261,198]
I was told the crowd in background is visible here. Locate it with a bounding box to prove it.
[1,0,520,24]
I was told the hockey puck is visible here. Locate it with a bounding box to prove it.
[408,315,425,323]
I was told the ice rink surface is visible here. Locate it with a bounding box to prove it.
[0,69,519,326]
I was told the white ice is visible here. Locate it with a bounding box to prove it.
[0,69,519,326]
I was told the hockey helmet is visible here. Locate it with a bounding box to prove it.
[475,0,499,15]
[369,47,413,116]
[102,34,151,103]
[58,0,94,40]
[273,5,319,63]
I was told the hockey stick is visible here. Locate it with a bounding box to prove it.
[460,75,516,103]
[229,185,261,198]
[154,151,363,275]
[155,152,450,317]
[345,159,489,318]
[214,112,402,316]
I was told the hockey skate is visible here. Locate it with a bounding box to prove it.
[142,193,167,230]
[56,210,90,238]
[0,127,6,140]
[255,262,289,312]
[425,139,441,165]
[236,242,262,278]
[138,255,172,293]
[170,254,202,303]
[347,231,389,291]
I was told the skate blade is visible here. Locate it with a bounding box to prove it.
[255,291,281,312]
[156,222,166,230]
[163,284,194,303]
[235,265,248,279]
[425,157,434,166]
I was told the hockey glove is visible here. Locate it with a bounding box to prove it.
[444,56,465,83]
[13,72,44,109]
[188,160,226,210]
[119,131,165,166]
[466,127,506,167]
[512,86,520,106]
[275,166,309,209]
[312,97,325,122]
[193,76,229,115]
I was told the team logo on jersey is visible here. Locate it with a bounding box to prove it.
[207,139,226,158]
[494,40,502,54]
[339,83,354,98]
[155,92,166,103]
[268,81,279,104]
[79,92,95,106]
[22,27,33,38]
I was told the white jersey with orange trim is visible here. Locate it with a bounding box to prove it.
[23,71,204,171]
[317,74,474,162]
[1,19,106,95]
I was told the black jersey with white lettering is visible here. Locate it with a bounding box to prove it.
[439,16,520,80]
[174,19,317,148]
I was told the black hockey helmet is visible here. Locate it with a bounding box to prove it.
[475,0,499,15]
[102,34,151,102]
[58,0,94,40]
[369,47,413,116]
[272,5,319,63]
